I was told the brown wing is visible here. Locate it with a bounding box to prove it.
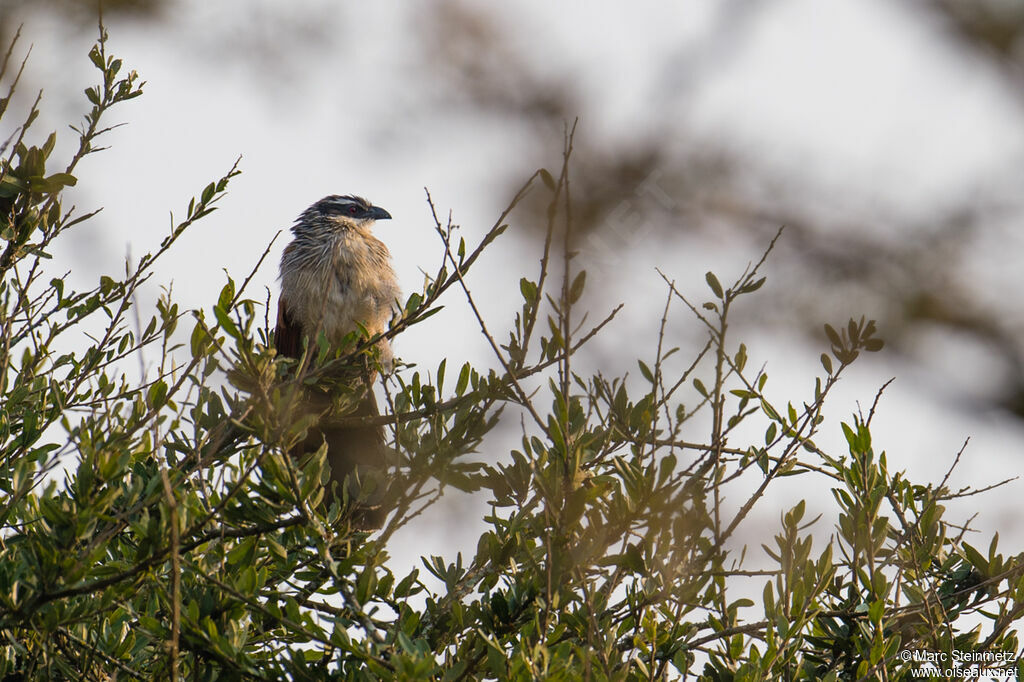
[274,298,304,358]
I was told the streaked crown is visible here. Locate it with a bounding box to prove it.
[298,194,392,225]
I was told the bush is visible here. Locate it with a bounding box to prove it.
[1,24,1021,681]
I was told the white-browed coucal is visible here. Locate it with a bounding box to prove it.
[274,194,399,524]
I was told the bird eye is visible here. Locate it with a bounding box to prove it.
[348,205,358,215]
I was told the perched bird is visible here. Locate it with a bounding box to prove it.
[274,194,399,523]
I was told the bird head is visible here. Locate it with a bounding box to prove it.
[299,194,392,230]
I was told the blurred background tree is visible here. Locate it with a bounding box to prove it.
[410,0,1024,418]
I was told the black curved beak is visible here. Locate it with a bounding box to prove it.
[369,206,392,221]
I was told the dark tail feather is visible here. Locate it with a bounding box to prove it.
[298,390,388,529]
[276,299,387,528]
[319,390,385,488]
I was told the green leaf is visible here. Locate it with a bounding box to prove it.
[739,276,766,294]
[820,353,833,375]
[218,280,236,310]
[519,278,538,303]
[705,271,724,299]
[638,360,655,384]
[538,167,556,190]
[455,363,471,396]
[213,305,240,340]
[0,175,28,198]
[147,380,168,409]
[962,543,989,574]
[824,323,842,347]
[568,270,586,304]
[43,172,77,191]
[190,319,209,357]
[735,343,747,371]
[395,570,420,599]
[200,182,216,205]
[405,292,423,313]
[227,538,256,566]
[266,537,287,562]
[88,45,105,69]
